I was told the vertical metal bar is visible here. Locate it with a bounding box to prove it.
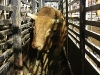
[31,0,36,13]
[66,0,69,59]
[38,0,41,10]
[12,0,23,75]
[79,0,86,75]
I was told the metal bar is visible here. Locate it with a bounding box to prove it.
[85,30,100,41]
[68,27,80,37]
[44,0,59,1]
[12,0,23,74]
[68,0,79,5]
[0,5,13,11]
[21,28,29,37]
[0,29,12,40]
[22,38,30,47]
[0,26,10,30]
[68,17,80,21]
[68,9,80,13]
[20,10,30,13]
[85,20,100,27]
[68,32,80,44]
[86,4,100,12]
[85,40,100,56]
[0,38,13,50]
[68,22,80,29]
[21,0,32,6]
[0,48,13,62]
[31,0,36,13]
[21,33,30,44]
[21,22,32,29]
[85,50,100,67]
[0,62,11,74]
[0,19,12,25]
[80,0,86,75]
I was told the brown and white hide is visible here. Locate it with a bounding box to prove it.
[27,6,67,58]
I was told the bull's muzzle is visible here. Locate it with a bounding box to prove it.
[32,42,43,50]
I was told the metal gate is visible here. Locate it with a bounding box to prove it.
[67,0,100,75]
[0,0,42,75]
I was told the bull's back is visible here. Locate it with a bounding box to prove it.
[37,7,57,19]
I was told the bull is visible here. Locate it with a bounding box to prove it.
[27,6,67,74]
[27,6,67,59]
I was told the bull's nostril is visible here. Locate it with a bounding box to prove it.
[32,42,43,50]
[32,43,36,48]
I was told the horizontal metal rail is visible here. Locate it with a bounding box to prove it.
[21,0,32,6]
[86,4,100,12]
[0,26,10,30]
[85,49,100,67]
[85,20,100,27]
[68,0,79,5]
[0,5,13,11]
[85,40,100,56]
[21,22,32,29]
[68,9,80,13]
[21,33,30,44]
[0,38,13,50]
[68,27,80,37]
[0,48,13,62]
[68,22,80,29]
[0,19,12,26]
[0,55,14,74]
[68,17,80,21]
[85,30,100,41]
[21,28,29,37]
[68,31,80,44]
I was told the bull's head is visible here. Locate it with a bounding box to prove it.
[27,13,63,51]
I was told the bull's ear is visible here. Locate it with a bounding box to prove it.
[52,18,64,23]
[27,13,37,20]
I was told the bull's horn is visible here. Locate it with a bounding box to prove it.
[27,13,37,20]
[52,18,64,23]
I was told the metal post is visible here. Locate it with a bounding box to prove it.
[12,0,23,75]
[31,0,36,13]
[80,0,86,75]
[66,0,68,59]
